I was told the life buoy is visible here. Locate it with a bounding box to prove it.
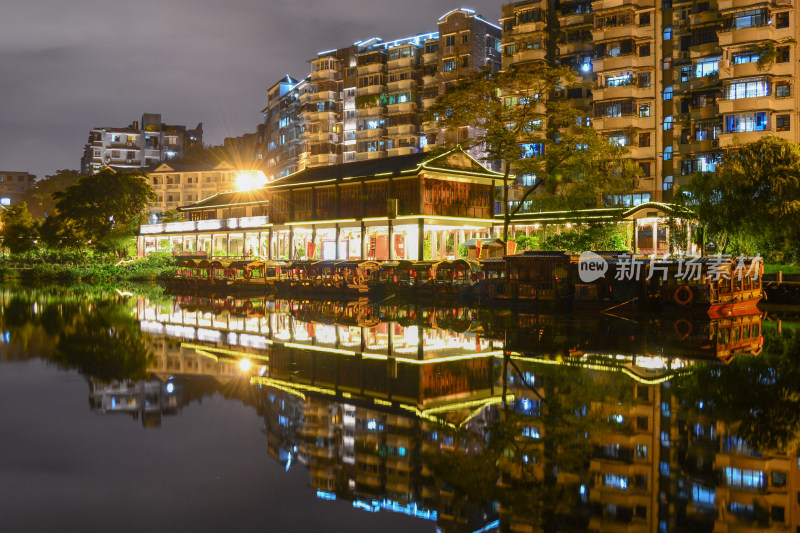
[674,318,693,339]
[674,285,694,306]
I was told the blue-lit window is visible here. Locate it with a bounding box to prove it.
[724,467,765,490]
[733,51,760,64]
[692,484,715,504]
[663,115,673,130]
[443,59,456,72]
[663,26,672,40]
[663,85,673,100]
[695,59,720,77]
[520,143,545,158]
[663,146,673,160]
[725,112,768,132]
[604,474,629,489]
[725,78,769,99]
[521,425,541,439]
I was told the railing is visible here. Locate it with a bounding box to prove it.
[139,215,269,235]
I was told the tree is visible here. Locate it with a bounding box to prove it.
[427,63,638,247]
[676,136,800,262]
[0,203,40,254]
[51,168,156,256]
[21,169,81,219]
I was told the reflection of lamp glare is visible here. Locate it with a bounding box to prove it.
[239,358,252,372]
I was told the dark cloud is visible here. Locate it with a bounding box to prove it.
[0,0,500,179]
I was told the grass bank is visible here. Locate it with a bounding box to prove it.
[0,252,176,283]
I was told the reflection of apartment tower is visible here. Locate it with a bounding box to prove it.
[589,383,663,531]
[257,9,501,175]
[501,0,800,207]
[88,379,181,428]
[81,113,203,175]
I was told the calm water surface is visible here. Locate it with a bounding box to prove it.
[1,286,798,533]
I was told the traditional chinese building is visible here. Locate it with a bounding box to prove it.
[137,148,503,260]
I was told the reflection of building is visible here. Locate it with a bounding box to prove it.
[0,171,35,206]
[80,113,203,175]
[137,148,502,260]
[88,379,182,428]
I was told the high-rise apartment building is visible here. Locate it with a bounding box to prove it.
[81,113,203,175]
[501,0,800,206]
[257,9,502,179]
[0,171,36,206]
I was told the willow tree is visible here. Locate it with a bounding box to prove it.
[427,63,638,246]
[676,136,800,261]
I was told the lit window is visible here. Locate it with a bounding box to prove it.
[663,25,672,39]
[663,85,673,100]
[663,115,673,130]
[725,78,770,99]
[663,146,673,160]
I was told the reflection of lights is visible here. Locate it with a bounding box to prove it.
[614,414,624,423]
[166,382,175,394]
[316,490,336,501]
[239,359,252,372]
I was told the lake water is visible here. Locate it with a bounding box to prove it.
[1,285,798,532]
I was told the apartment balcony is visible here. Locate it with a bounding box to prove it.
[592,85,653,100]
[165,183,181,190]
[559,41,595,56]
[304,110,340,124]
[690,105,720,121]
[356,150,387,161]
[689,10,721,26]
[592,0,654,10]
[307,90,338,104]
[718,0,790,10]
[719,94,794,114]
[357,62,386,75]
[512,20,548,35]
[593,54,654,73]
[504,48,547,67]
[627,144,656,159]
[356,106,384,118]
[689,42,722,59]
[422,51,437,65]
[356,85,386,97]
[719,128,794,148]
[387,79,417,92]
[593,114,655,131]
[386,124,417,136]
[355,128,385,140]
[387,101,417,115]
[387,57,416,70]
[719,25,779,46]
[306,153,338,167]
[387,146,419,157]
[591,24,653,42]
[422,74,438,87]
[558,12,593,27]
[304,131,340,144]
[310,67,338,81]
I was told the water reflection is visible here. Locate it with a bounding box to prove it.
[2,286,799,532]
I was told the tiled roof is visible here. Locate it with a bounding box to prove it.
[178,189,268,211]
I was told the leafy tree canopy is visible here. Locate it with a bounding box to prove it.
[676,136,800,262]
[21,169,81,219]
[0,202,40,254]
[51,168,156,256]
[427,63,638,244]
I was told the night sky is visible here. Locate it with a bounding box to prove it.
[0,0,501,180]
